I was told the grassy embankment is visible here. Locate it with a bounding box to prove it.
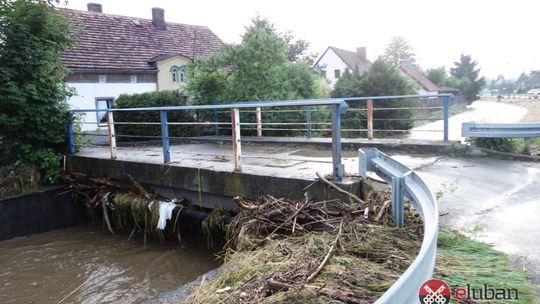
[436,227,535,304]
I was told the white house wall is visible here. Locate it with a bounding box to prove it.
[317,49,351,87]
[67,82,157,131]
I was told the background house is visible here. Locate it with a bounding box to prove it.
[61,3,222,131]
[400,66,459,96]
[314,46,371,87]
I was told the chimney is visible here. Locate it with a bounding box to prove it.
[87,3,102,13]
[152,8,166,30]
[356,47,367,61]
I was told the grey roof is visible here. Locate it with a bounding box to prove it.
[324,46,371,72]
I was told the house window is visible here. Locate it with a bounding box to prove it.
[99,74,107,83]
[170,66,187,84]
[334,69,341,79]
[130,75,137,83]
[96,98,113,127]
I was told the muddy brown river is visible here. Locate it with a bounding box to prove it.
[0,224,220,304]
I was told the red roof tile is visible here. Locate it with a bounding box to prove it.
[60,9,222,71]
[400,66,440,92]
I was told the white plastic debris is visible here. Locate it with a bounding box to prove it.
[156,200,178,230]
[216,286,232,294]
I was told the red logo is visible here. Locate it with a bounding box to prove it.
[419,278,451,304]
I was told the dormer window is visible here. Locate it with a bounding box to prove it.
[170,66,187,84]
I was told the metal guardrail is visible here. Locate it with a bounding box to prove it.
[359,148,439,304]
[462,122,540,138]
[69,98,349,181]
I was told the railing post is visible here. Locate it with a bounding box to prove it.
[306,106,312,138]
[391,176,405,228]
[443,96,450,141]
[214,109,219,136]
[106,111,117,159]
[256,107,262,137]
[160,110,170,163]
[67,116,75,154]
[331,104,344,181]
[231,108,242,171]
[367,99,373,140]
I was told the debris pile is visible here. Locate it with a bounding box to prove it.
[185,184,422,303]
[63,172,193,243]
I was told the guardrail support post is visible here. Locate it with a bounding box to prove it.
[256,107,262,137]
[160,110,171,163]
[67,118,75,155]
[331,104,344,181]
[443,96,450,141]
[232,108,242,171]
[214,109,219,136]
[367,99,373,140]
[106,111,117,159]
[306,106,312,138]
[391,176,405,228]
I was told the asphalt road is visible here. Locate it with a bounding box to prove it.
[394,154,540,285]
[409,100,527,140]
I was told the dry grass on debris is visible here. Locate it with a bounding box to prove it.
[187,188,423,304]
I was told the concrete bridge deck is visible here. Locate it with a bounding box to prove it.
[74,143,361,181]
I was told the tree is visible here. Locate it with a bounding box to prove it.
[186,17,318,136]
[332,59,416,134]
[186,16,316,104]
[0,0,74,182]
[450,54,485,101]
[425,67,448,85]
[382,36,417,67]
[331,69,364,98]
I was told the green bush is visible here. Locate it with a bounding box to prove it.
[332,60,419,137]
[0,0,74,184]
[114,91,198,139]
[469,137,523,153]
[20,145,62,184]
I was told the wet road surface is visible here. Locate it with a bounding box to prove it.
[393,154,540,285]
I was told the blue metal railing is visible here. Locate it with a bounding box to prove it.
[68,98,349,181]
[213,94,453,141]
[68,94,454,181]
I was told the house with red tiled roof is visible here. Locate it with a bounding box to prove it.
[314,46,371,87]
[62,3,222,130]
[400,66,459,95]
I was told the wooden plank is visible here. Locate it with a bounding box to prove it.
[367,99,373,140]
[231,108,242,171]
[256,107,262,137]
[106,111,117,159]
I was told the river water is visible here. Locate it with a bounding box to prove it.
[0,224,220,304]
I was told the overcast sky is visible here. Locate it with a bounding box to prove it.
[62,0,540,79]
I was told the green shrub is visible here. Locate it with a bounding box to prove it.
[114,91,198,139]
[469,137,523,153]
[332,60,419,138]
[20,145,62,184]
[0,0,74,184]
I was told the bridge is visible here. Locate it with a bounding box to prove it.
[67,94,453,303]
